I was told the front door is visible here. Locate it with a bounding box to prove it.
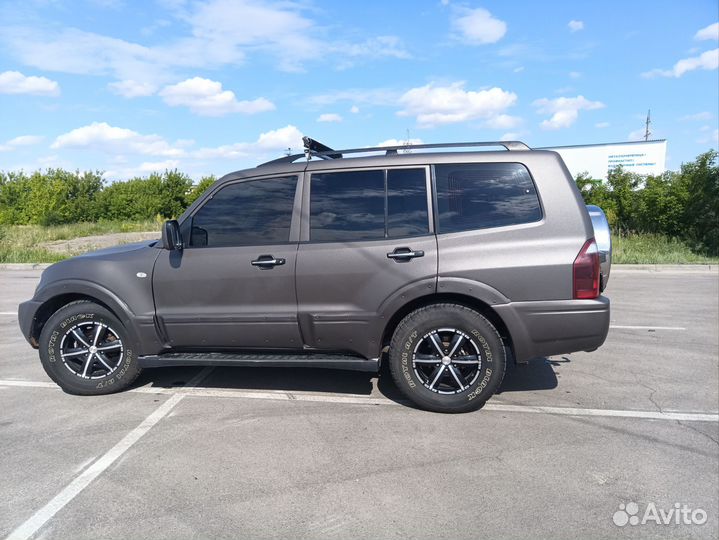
[295,167,437,358]
[153,175,303,350]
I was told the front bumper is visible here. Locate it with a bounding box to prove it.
[18,299,43,348]
[494,296,610,363]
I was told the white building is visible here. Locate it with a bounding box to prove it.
[541,139,667,180]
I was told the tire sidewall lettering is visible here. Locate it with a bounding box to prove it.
[400,330,418,388]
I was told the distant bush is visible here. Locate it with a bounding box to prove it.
[0,169,217,226]
[0,169,103,225]
[95,170,194,221]
[577,150,718,256]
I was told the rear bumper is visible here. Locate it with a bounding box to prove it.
[18,299,42,347]
[494,296,610,363]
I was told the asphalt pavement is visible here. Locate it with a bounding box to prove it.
[0,267,717,539]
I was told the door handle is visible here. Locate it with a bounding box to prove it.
[387,247,425,261]
[251,255,286,269]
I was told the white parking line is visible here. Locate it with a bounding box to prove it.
[0,311,17,315]
[610,325,686,331]
[3,367,214,540]
[1,378,717,423]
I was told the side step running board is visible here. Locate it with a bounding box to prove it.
[138,352,379,373]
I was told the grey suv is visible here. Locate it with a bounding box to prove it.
[18,138,611,413]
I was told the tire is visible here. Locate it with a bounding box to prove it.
[38,300,142,395]
[389,304,506,413]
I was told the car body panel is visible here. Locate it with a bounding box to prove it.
[152,244,302,350]
[18,240,162,353]
[295,236,438,358]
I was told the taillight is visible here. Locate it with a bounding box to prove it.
[573,238,600,299]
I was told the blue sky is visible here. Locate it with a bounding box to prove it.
[0,0,717,180]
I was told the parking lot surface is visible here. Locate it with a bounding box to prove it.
[1,268,717,539]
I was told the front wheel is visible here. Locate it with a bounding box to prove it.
[388,304,506,413]
[39,300,142,395]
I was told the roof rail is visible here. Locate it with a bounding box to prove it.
[259,138,531,166]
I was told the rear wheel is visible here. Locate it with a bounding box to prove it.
[39,300,142,395]
[389,304,506,413]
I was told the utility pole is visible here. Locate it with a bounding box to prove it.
[644,109,652,141]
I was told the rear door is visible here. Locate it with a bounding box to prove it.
[295,166,437,358]
[153,175,303,349]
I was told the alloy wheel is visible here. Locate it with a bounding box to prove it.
[412,328,482,394]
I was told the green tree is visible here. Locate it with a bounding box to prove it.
[679,150,718,255]
[605,166,642,233]
[186,175,216,206]
[635,172,688,237]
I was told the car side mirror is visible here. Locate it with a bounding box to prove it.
[162,220,183,251]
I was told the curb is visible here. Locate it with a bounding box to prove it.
[612,264,717,273]
[0,263,53,271]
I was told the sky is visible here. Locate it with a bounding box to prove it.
[0,0,717,181]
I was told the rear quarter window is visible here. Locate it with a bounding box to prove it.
[435,162,542,233]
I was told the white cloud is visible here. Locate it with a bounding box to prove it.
[333,36,410,65]
[680,111,713,121]
[159,77,275,116]
[137,159,180,172]
[642,48,719,78]
[451,7,507,45]
[595,121,610,128]
[350,105,360,114]
[377,138,423,147]
[569,71,581,79]
[0,70,60,96]
[108,79,157,98]
[0,135,45,152]
[317,113,343,123]
[1,0,410,81]
[398,82,517,127]
[568,20,584,32]
[8,135,44,146]
[309,88,399,107]
[193,125,304,160]
[482,114,522,130]
[51,122,184,157]
[533,95,605,130]
[695,22,719,41]
[513,66,524,73]
[697,128,719,146]
[500,132,528,141]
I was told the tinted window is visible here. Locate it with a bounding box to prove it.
[435,163,541,233]
[190,176,297,247]
[310,170,385,242]
[387,168,429,237]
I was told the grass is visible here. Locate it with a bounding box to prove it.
[611,233,718,264]
[0,219,160,263]
[0,222,716,265]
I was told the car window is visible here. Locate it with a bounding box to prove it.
[310,170,386,242]
[387,168,429,237]
[190,176,297,247]
[435,163,541,233]
[310,168,429,242]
